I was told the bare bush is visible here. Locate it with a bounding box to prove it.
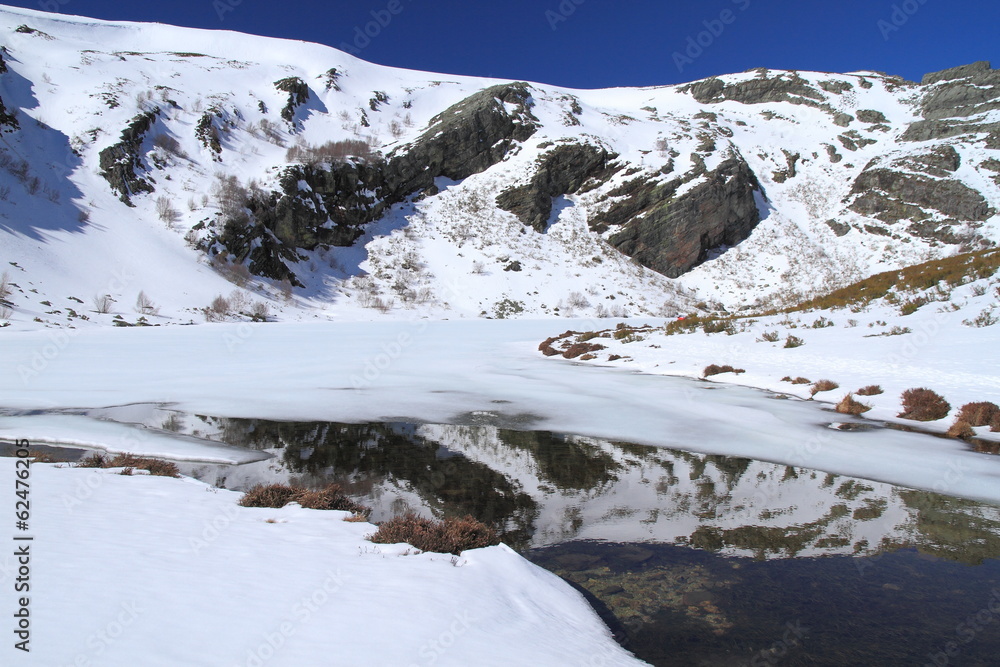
[227,290,248,314]
[856,385,883,396]
[205,294,231,322]
[134,291,158,316]
[155,195,178,223]
[285,139,373,165]
[898,388,951,421]
[0,271,10,303]
[152,133,185,157]
[250,301,270,321]
[92,294,113,314]
[211,174,249,218]
[567,291,590,309]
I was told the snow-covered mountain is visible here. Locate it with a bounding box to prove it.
[0,5,998,328]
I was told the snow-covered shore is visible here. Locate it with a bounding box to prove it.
[3,462,642,666]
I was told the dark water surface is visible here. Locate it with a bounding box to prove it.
[6,409,1000,666]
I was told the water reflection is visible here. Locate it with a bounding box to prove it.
[10,407,1000,666]
[70,407,1000,563]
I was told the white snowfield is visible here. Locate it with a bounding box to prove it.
[11,463,643,667]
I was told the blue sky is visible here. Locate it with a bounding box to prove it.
[10,0,1000,88]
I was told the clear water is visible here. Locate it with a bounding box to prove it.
[8,409,1000,666]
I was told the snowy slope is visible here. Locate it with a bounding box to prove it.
[13,462,644,666]
[0,5,997,330]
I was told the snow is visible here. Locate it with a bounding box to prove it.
[1,3,999,664]
[4,462,642,666]
[2,318,1000,505]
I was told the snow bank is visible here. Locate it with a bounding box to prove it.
[9,462,643,666]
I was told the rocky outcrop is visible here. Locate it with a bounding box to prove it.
[383,81,538,195]
[903,61,1000,143]
[599,157,763,278]
[496,142,618,231]
[685,71,825,106]
[98,109,159,206]
[211,82,541,280]
[274,76,309,123]
[848,156,992,236]
[0,51,16,132]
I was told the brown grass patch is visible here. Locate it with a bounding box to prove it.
[703,364,745,377]
[810,379,840,395]
[898,388,951,421]
[947,420,975,439]
[835,394,872,415]
[368,513,500,555]
[563,342,605,359]
[239,483,370,514]
[792,249,1000,312]
[77,452,180,477]
[856,385,883,396]
[956,402,1000,427]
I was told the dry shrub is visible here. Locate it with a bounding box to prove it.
[239,483,369,514]
[784,335,805,348]
[947,420,975,439]
[836,394,871,415]
[563,342,605,359]
[76,452,179,477]
[956,402,1000,427]
[898,388,951,421]
[368,513,499,556]
[538,336,561,356]
[857,385,883,396]
[285,139,373,165]
[810,379,840,395]
[790,377,811,385]
[703,364,745,377]
[239,483,296,508]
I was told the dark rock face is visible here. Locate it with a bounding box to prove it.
[857,109,888,124]
[849,166,992,229]
[98,109,159,206]
[384,81,538,194]
[496,142,618,231]
[196,109,222,157]
[921,61,993,85]
[211,82,540,281]
[271,161,388,249]
[903,61,1000,142]
[685,72,825,106]
[274,77,309,123]
[600,157,763,278]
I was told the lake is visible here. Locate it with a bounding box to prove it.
[8,408,998,665]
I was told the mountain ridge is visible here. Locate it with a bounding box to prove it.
[0,4,997,328]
